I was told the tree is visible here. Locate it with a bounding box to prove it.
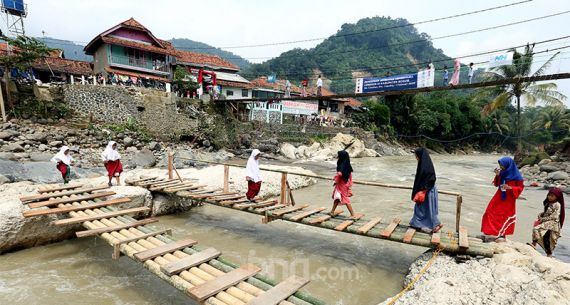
[0,35,52,116]
[532,106,570,138]
[173,66,199,96]
[478,44,567,152]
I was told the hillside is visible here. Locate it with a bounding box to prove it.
[242,17,453,93]
[38,37,92,62]
[170,38,251,70]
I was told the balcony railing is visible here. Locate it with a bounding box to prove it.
[109,55,170,73]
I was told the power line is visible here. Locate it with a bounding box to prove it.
[185,0,533,50]
[395,128,569,144]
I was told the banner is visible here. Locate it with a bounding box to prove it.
[355,69,434,94]
[488,52,514,68]
[282,100,318,115]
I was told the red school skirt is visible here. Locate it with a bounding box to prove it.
[105,160,123,177]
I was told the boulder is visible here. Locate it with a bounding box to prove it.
[48,140,63,147]
[0,130,19,140]
[128,148,156,168]
[126,146,139,153]
[0,174,10,185]
[538,159,552,166]
[29,152,52,162]
[0,152,17,160]
[27,132,47,143]
[123,136,134,147]
[548,171,569,181]
[38,144,49,151]
[148,141,161,151]
[540,164,560,173]
[280,143,297,159]
[2,143,25,152]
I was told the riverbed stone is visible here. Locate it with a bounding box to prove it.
[540,164,560,173]
[2,143,24,152]
[128,148,156,168]
[280,143,297,159]
[548,171,569,181]
[123,136,134,147]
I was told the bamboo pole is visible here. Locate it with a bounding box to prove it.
[280,173,288,205]
[223,165,230,193]
[168,151,174,180]
[455,196,463,233]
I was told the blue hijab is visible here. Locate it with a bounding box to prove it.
[498,157,524,200]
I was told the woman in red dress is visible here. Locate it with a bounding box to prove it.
[102,141,123,186]
[51,146,74,184]
[330,150,360,218]
[481,157,524,242]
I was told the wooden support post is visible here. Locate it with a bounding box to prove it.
[168,151,174,180]
[223,165,229,193]
[456,195,463,233]
[81,75,85,85]
[280,173,287,205]
[0,80,5,123]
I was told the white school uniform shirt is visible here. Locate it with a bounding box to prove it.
[316,78,323,87]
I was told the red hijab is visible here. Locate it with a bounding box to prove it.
[545,188,565,228]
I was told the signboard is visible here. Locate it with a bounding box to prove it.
[282,100,318,115]
[355,69,435,94]
[2,0,25,14]
[488,52,514,68]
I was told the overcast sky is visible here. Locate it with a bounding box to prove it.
[14,0,570,103]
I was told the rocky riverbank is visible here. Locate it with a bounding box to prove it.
[520,158,570,193]
[0,164,317,254]
[380,241,570,305]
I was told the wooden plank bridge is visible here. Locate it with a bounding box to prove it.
[20,184,328,305]
[126,170,495,258]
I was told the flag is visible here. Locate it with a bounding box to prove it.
[268,74,277,83]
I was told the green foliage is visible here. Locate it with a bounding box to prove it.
[103,117,151,142]
[352,99,390,133]
[11,97,70,120]
[0,35,52,71]
[243,17,451,92]
[173,66,199,93]
[310,134,331,144]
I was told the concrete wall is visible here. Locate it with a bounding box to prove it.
[92,44,109,75]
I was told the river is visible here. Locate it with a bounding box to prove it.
[0,154,568,305]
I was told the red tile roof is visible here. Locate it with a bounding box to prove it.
[175,50,238,71]
[250,77,303,94]
[34,57,92,75]
[105,67,168,81]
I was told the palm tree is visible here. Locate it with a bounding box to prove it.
[479,43,567,152]
[532,106,570,132]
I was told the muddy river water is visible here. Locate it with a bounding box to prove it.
[1,154,568,305]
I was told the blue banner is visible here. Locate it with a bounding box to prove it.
[356,73,418,93]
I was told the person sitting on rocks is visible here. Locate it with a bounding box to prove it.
[528,188,565,257]
[102,141,123,186]
[51,146,74,184]
[246,149,262,202]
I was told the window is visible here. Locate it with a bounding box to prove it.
[227,90,234,96]
[241,89,249,97]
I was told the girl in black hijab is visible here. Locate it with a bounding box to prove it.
[410,148,443,233]
[330,150,361,218]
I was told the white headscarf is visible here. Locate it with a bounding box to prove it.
[246,149,262,182]
[102,141,121,161]
[51,146,73,165]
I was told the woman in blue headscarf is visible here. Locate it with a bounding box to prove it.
[481,157,524,242]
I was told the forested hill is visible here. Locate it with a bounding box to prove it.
[170,38,251,70]
[242,17,453,93]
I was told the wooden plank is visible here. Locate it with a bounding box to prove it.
[185,188,222,195]
[380,218,401,238]
[308,211,343,225]
[163,184,198,193]
[234,200,278,210]
[137,178,169,187]
[20,186,110,203]
[187,264,261,302]
[403,228,416,243]
[289,207,326,221]
[207,194,244,201]
[28,191,116,209]
[256,204,287,213]
[134,238,198,261]
[220,198,250,206]
[459,226,469,248]
[23,197,131,217]
[76,218,158,238]
[161,248,221,275]
[333,213,364,231]
[279,173,287,205]
[37,184,83,194]
[191,192,239,199]
[127,177,157,184]
[431,231,441,245]
[149,181,185,191]
[246,276,310,305]
[356,216,382,234]
[52,207,150,226]
[148,179,182,188]
[112,229,172,260]
[223,165,229,193]
[270,204,309,217]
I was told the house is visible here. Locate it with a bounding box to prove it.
[250,77,303,99]
[31,49,92,83]
[84,18,175,82]
[173,49,252,99]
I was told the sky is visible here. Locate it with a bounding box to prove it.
[11,0,570,103]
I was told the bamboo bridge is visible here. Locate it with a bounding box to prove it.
[134,154,495,258]
[20,184,328,305]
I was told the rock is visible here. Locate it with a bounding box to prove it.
[38,144,48,151]
[128,148,156,168]
[148,141,161,151]
[54,135,64,141]
[548,171,569,181]
[0,130,19,140]
[2,143,25,152]
[48,140,63,147]
[0,152,17,160]
[538,159,552,166]
[540,164,560,173]
[29,152,52,162]
[202,140,211,148]
[126,146,138,153]
[14,153,29,159]
[27,132,47,143]
[0,174,10,185]
[0,160,96,183]
[123,136,134,147]
[279,143,297,159]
